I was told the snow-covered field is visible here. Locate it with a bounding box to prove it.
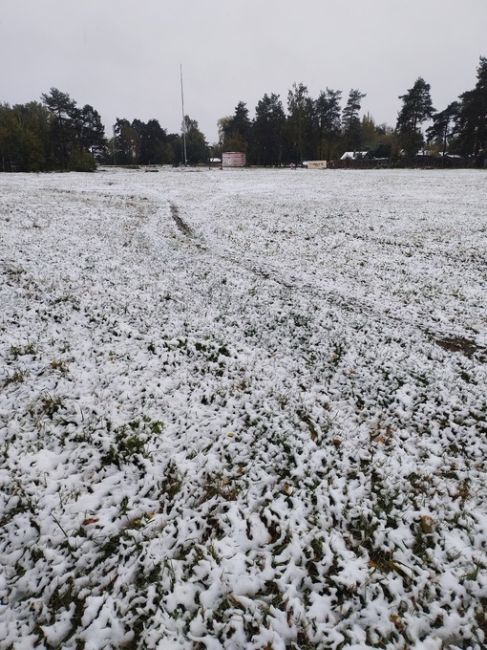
[1,168,486,649]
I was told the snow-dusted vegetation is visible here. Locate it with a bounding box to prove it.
[1,168,486,649]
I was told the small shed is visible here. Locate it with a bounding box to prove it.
[303,160,327,169]
[222,152,246,168]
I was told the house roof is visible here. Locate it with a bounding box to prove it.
[340,151,369,160]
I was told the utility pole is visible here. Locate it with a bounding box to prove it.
[180,64,187,166]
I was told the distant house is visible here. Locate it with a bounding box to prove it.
[340,151,369,161]
[222,152,246,168]
[400,149,436,158]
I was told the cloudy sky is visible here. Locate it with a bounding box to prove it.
[1,0,486,142]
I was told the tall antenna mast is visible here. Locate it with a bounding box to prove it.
[180,64,187,166]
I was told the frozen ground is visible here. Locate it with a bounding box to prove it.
[0,167,486,649]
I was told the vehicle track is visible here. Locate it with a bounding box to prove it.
[167,200,487,359]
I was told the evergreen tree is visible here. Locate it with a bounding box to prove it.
[252,93,286,166]
[426,102,459,156]
[42,88,78,167]
[221,102,252,152]
[144,119,169,164]
[75,105,106,157]
[42,88,100,170]
[287,82,311,163]
[232,102,252,144]
[342,89,366,151]
[131,119,169,164]
[455,57,487,161]
[396,78,434,157]
[113,118,139,164]
[315,88,342,160]
[166,133,182,165]
[0,104,17,171]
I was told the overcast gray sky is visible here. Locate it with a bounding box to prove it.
[1,0,486,142]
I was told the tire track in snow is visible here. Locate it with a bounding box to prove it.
[167,200,486,358]
[169,202,195,238]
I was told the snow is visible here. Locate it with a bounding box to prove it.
[0,167,486,648]
[340,151,369,160]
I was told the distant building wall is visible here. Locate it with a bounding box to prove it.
[222,152,246,168]
[303,160,327,169]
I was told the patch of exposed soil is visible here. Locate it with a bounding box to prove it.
[435,335,486,360]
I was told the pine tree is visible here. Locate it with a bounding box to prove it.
[221,102,252,152]
[426,102,459,156]
[342,89,366,151]
[455,57,487,161]
[42,88,77,168]
[315,88,342,160]
[287,83,310,163]
[42,88,100,169]
[130,119,168,165]
[113,118,139,164]
[396,78,434,158]
[76,105,106,156]
[252,93,286,166]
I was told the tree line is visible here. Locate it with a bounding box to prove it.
[0,88,198,172]
[220,56,487,166]
[0,56,486,172]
